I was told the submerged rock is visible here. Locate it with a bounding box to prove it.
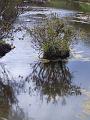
[0,41,12,57]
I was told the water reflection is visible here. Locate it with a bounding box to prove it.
[27,61,81,103]
[0,64,29,120]
[8,106,31,120]
[0,65,17,104]
[0,65,16,119]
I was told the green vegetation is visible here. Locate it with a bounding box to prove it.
[79,2,90,12]
[47,0,90,12]
[30,16,74,60]
[47,0,69,8]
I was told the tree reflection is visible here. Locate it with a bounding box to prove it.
[0,70,16,119]
[0,65,17,104]
[28,61,81,103]
[0,64,27,120]
[8,106,31,120]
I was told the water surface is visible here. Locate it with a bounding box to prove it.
[0,6,90,120]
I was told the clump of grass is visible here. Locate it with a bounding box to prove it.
[30,15,75,60]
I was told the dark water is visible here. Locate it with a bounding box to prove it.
[0,5,90,120]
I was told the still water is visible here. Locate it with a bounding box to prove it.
[0,5,90,120]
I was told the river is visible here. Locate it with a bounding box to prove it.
[0,5,90,120]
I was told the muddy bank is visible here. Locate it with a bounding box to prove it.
[0,41,12,57]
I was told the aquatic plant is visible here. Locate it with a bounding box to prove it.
[30,15,75,60]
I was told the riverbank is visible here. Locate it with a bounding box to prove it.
[46,0,90,12]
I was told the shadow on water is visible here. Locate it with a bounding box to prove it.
[26,61,81,103]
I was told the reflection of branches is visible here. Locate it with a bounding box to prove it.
[0,65,17,104]
[0,64,26,104]
[27,61,81,103]
[8,105,32,120]
[0,63,35,120]
[0,64,29,119]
